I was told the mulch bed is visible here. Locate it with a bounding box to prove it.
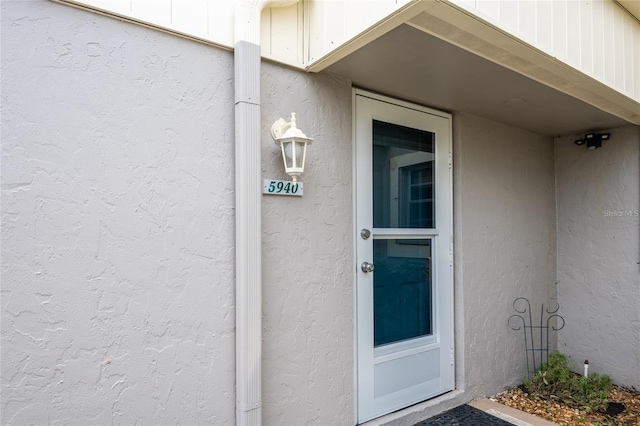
[492,384,640,425]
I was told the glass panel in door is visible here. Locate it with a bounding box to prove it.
[373,239,432,346]
[372,120,435,347]
[372,120,435,229]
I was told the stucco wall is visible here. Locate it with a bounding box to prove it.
[1,1,236,424]
[556,126,640,389]
[260,65,353,425]
[2,1,354,424]
[454,113,557,396]
[2,0,598,423]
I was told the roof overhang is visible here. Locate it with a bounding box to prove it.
[310,0,640,137]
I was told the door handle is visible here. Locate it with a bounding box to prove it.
[361,262,375,273]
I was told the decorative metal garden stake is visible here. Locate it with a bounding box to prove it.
[508,297,565,380]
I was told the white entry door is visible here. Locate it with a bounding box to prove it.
[355,90,454,423]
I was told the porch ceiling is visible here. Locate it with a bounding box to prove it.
[323,24,630,137]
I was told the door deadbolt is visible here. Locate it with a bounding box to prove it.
[360,229,371,240]
[361,262,374,273]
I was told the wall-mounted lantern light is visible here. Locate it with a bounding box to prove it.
[574,132,610,150]
[271,113,313,182]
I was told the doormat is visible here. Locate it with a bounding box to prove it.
[413,404,514,426]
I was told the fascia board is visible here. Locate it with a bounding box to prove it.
[304,0,437,73]
[408,1,640,125]
[616,0,640,22]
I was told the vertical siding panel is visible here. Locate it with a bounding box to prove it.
[323,0,345,52]
[517,0,536,43]
[602,0,616,86]
[172,0,208,37]
[613,6,625,91]
[344,1,363,39]
[476,0,501,22]
[207,0,234,46]
[132,0,171,26]
[623,14,635,97]
[297,1,304,64]
[451,0,477,9]
[367,0,398,25]
[591,0,605,81]
[500,0,518,33]
[307,0,325,62]
[634,27,640,101]
[579,0,593,75]
[536,0,553,54]
[269,4,301,63]
[553,0,568,62]
[566,0,581,68]
[260,9,272,53]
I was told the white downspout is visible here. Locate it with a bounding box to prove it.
[234,1,296,425]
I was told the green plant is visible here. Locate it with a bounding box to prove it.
[523,351,612,412]
[574,373,612,411]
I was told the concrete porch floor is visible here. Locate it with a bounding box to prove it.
[469,399,556,425]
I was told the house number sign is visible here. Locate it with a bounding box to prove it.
[262,179,303,196]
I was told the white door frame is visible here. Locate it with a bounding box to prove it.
[353,89,454,423]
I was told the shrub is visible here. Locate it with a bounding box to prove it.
[523,351,612,412]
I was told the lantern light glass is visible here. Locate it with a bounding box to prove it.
[271,113,313,182]
[284,142,302,160]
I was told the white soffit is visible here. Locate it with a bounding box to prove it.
[408,3,640,126]
[309,1,640,130]
[324,24,630,137]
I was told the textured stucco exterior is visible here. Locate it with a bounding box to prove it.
[6,0,634,424]
[1,1,353,424]
[1,1,237,424]
[1,1,559,419]
[454,113,557,395]
[260,65,354,424]
[556,126,640,389]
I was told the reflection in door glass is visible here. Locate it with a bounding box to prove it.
[373,120,435,229]
[374,239,432,347]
